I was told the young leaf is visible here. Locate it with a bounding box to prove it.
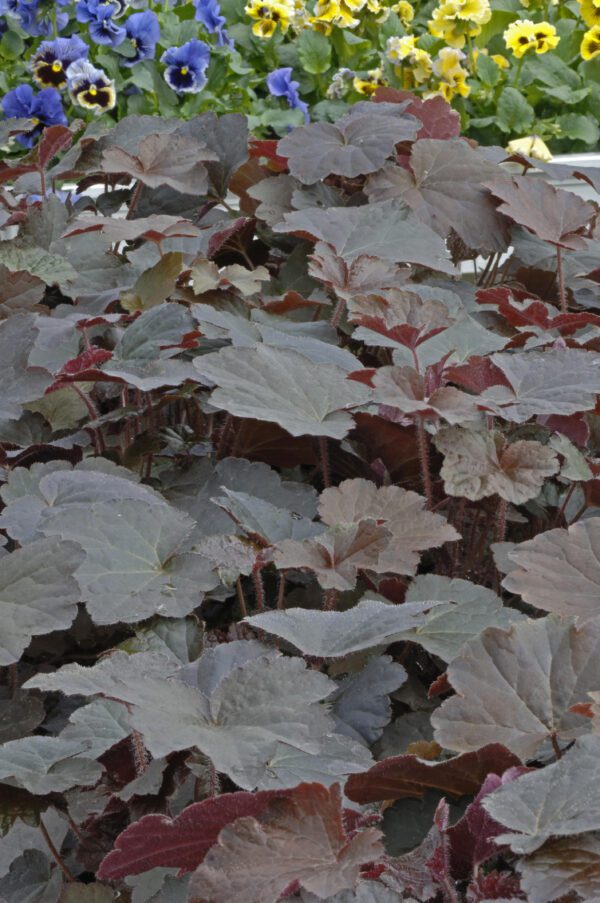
[434,427,559,503]
[273,520,392,590]
[318,478,459,574]
[188,783,384,903]
[372,367,480,425]
[431,618,600,759]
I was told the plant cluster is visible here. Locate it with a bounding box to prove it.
[1,97,600,901]
[2,0,600,149]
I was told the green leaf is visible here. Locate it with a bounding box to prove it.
[298,29,332,74]
[475,53,501,86]
[121,252,184,312]
[0,244,77,292]
[558,112,600,145]
[475,8,517,47]
[496,87,535,134]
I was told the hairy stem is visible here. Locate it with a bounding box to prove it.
[323,588,340,611]
[236,577,248,618]
[276,572,286,609]
[495,497,509,543]
[39,817,75,882]
[252,567,266,611]
[415,416,433,508]
[318,436,331,489]
[556,245,566,313]
[131,730,149,776]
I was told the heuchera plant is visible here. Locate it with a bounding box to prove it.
[1,0,600,148]
[0,95,600,902]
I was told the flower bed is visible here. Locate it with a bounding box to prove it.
[1,0,600,151]
[1,96,600,901]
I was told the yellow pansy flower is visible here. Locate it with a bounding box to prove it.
[429,5,482,48]
[579,0,600,28]
[448,0,491,25]
[491,53,510,68]
[386,35,432,83]
[504,19,536,57]
[310,0,360,28]
[432,46,471,98]
[507,135,552,162]
[391,0,414,26]
[245,0,293,37]
[353,67,388,94]
[581,24,600,58]
[531,21,559,53]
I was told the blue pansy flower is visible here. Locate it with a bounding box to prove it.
[267,68,309,122]
[67,59,116,112]
[2,84,67,147]
[32,36,89,89]
[122,10,160,66]
[161,39,211,94]
[3,0,69,36]
[193,0,233,48]
[76,0,126,46]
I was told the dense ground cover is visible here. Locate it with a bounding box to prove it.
[1,97,600,901]
[2,0,600,149]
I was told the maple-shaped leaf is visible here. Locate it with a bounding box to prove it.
[27,645,369,790]
[0,736,101,795]
[373,90,461,140]
[331,655,407,746]
[275,199,456,274]
[188,783,384,903]
[39,499,220,625]
[245,599,439,658]
[373,366,480,425]
[101,132,217,193]
[318,478,458,575]
[0,538,83,665]
[349,289,456,350]
[277,104,418,183]
[63,215,200,244]
[98,789,294,879]
[502,518,600,624]
[274,520,391,590]
[308,242,407,302]
[431,617,600,759]
[404,574,523,662]
[434,426,558,504]
[477,285,600,336]
[518,833,600,903]
[345,744,520,805]
[479,349,600,422]
[483,175,594,249]
[482,735,600,854]
[366,140,511,253]
[194,345,370,439]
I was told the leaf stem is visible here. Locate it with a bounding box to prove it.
[252,567,266,611]
[330,296,345,328]
[318,436,331,489]
[495,497,508,543]
[415,416,433,508]
[126,180,143,220]
[323,588,339,610]
[236,576,248,618]
[550,731,563,760]
[556,245,566,313]
[39,817,75,883]
[131,730,149,775]
[276,572,286,609]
